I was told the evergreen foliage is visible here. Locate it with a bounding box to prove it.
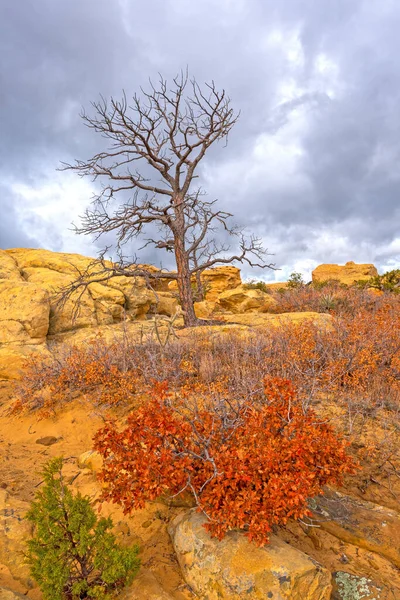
[287,271,305,288]
[363,268,400,292]
[26,457,140,600]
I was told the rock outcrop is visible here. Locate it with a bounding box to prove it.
[223,311,333,329]
[0,255,53,398]
[262,281,289,291]
[0,491,33,587]
[5,249,154,334]
[217,284,278,313]
[168,266,242,301]
[312,262,378,286]
[200,266,242,301]
[169,510,332,599]
[0,281,50,345]
[312,489,400,569]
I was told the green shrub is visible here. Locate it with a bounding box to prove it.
[287,271,305,289]
[318,293,338,312]
[311,278,346,290]
[243,279,270,293]
[365,269,400,293]
[26,457,140,600]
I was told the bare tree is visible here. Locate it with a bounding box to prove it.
[62,71,274,327]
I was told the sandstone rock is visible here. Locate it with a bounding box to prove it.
[6,248,95,273]
[0,344,51,382]
[169,510,332,599]
[86,281,126,323]
[106,276,154,320]
[217,285,278,314]
[0,490,33,586]
[0,588,27,600]
[262,281,289,292]
[6,249,154,333]
[312,489,400,568]
[201,266,242,301]
[0,281,50,344]
[312,262,378,286]
[35,436,59,446]
[121,572,174,599]
[0,252,22,282]
[194,300,218,319]
[148,292,180,317]
[332,572,384,600]
[77,450,103,473]
[169,266,242,301]
[48,319,172,349]
[20,267,125,334]
[223,311,333,330]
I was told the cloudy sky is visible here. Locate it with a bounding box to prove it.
[1,0,400,281]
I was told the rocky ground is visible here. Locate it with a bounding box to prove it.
[1,249,399,599]
[1,394,400,599]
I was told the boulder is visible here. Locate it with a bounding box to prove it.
[201,266,242,301]
[0,490,34,586]
[311,489,400,568]
[19,266,126,334]
[168,510,332,599]
[6,249,154,333]
[194,300,218,319]
[106,276,155,320]
[312,262,378,286]
[217,285,278,314]
[0,281,50,345]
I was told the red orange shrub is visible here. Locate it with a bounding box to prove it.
[94,377,356,545]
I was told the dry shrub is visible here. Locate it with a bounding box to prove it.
[274,280,381,316]
[14,294,400,430]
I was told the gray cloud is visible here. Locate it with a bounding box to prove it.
[1,0,399,279]
[0,186,37,249]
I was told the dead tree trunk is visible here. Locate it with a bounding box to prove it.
[174,237,197,326]
[172,194,198,326]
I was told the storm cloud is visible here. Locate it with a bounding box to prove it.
[1,0,399,280]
